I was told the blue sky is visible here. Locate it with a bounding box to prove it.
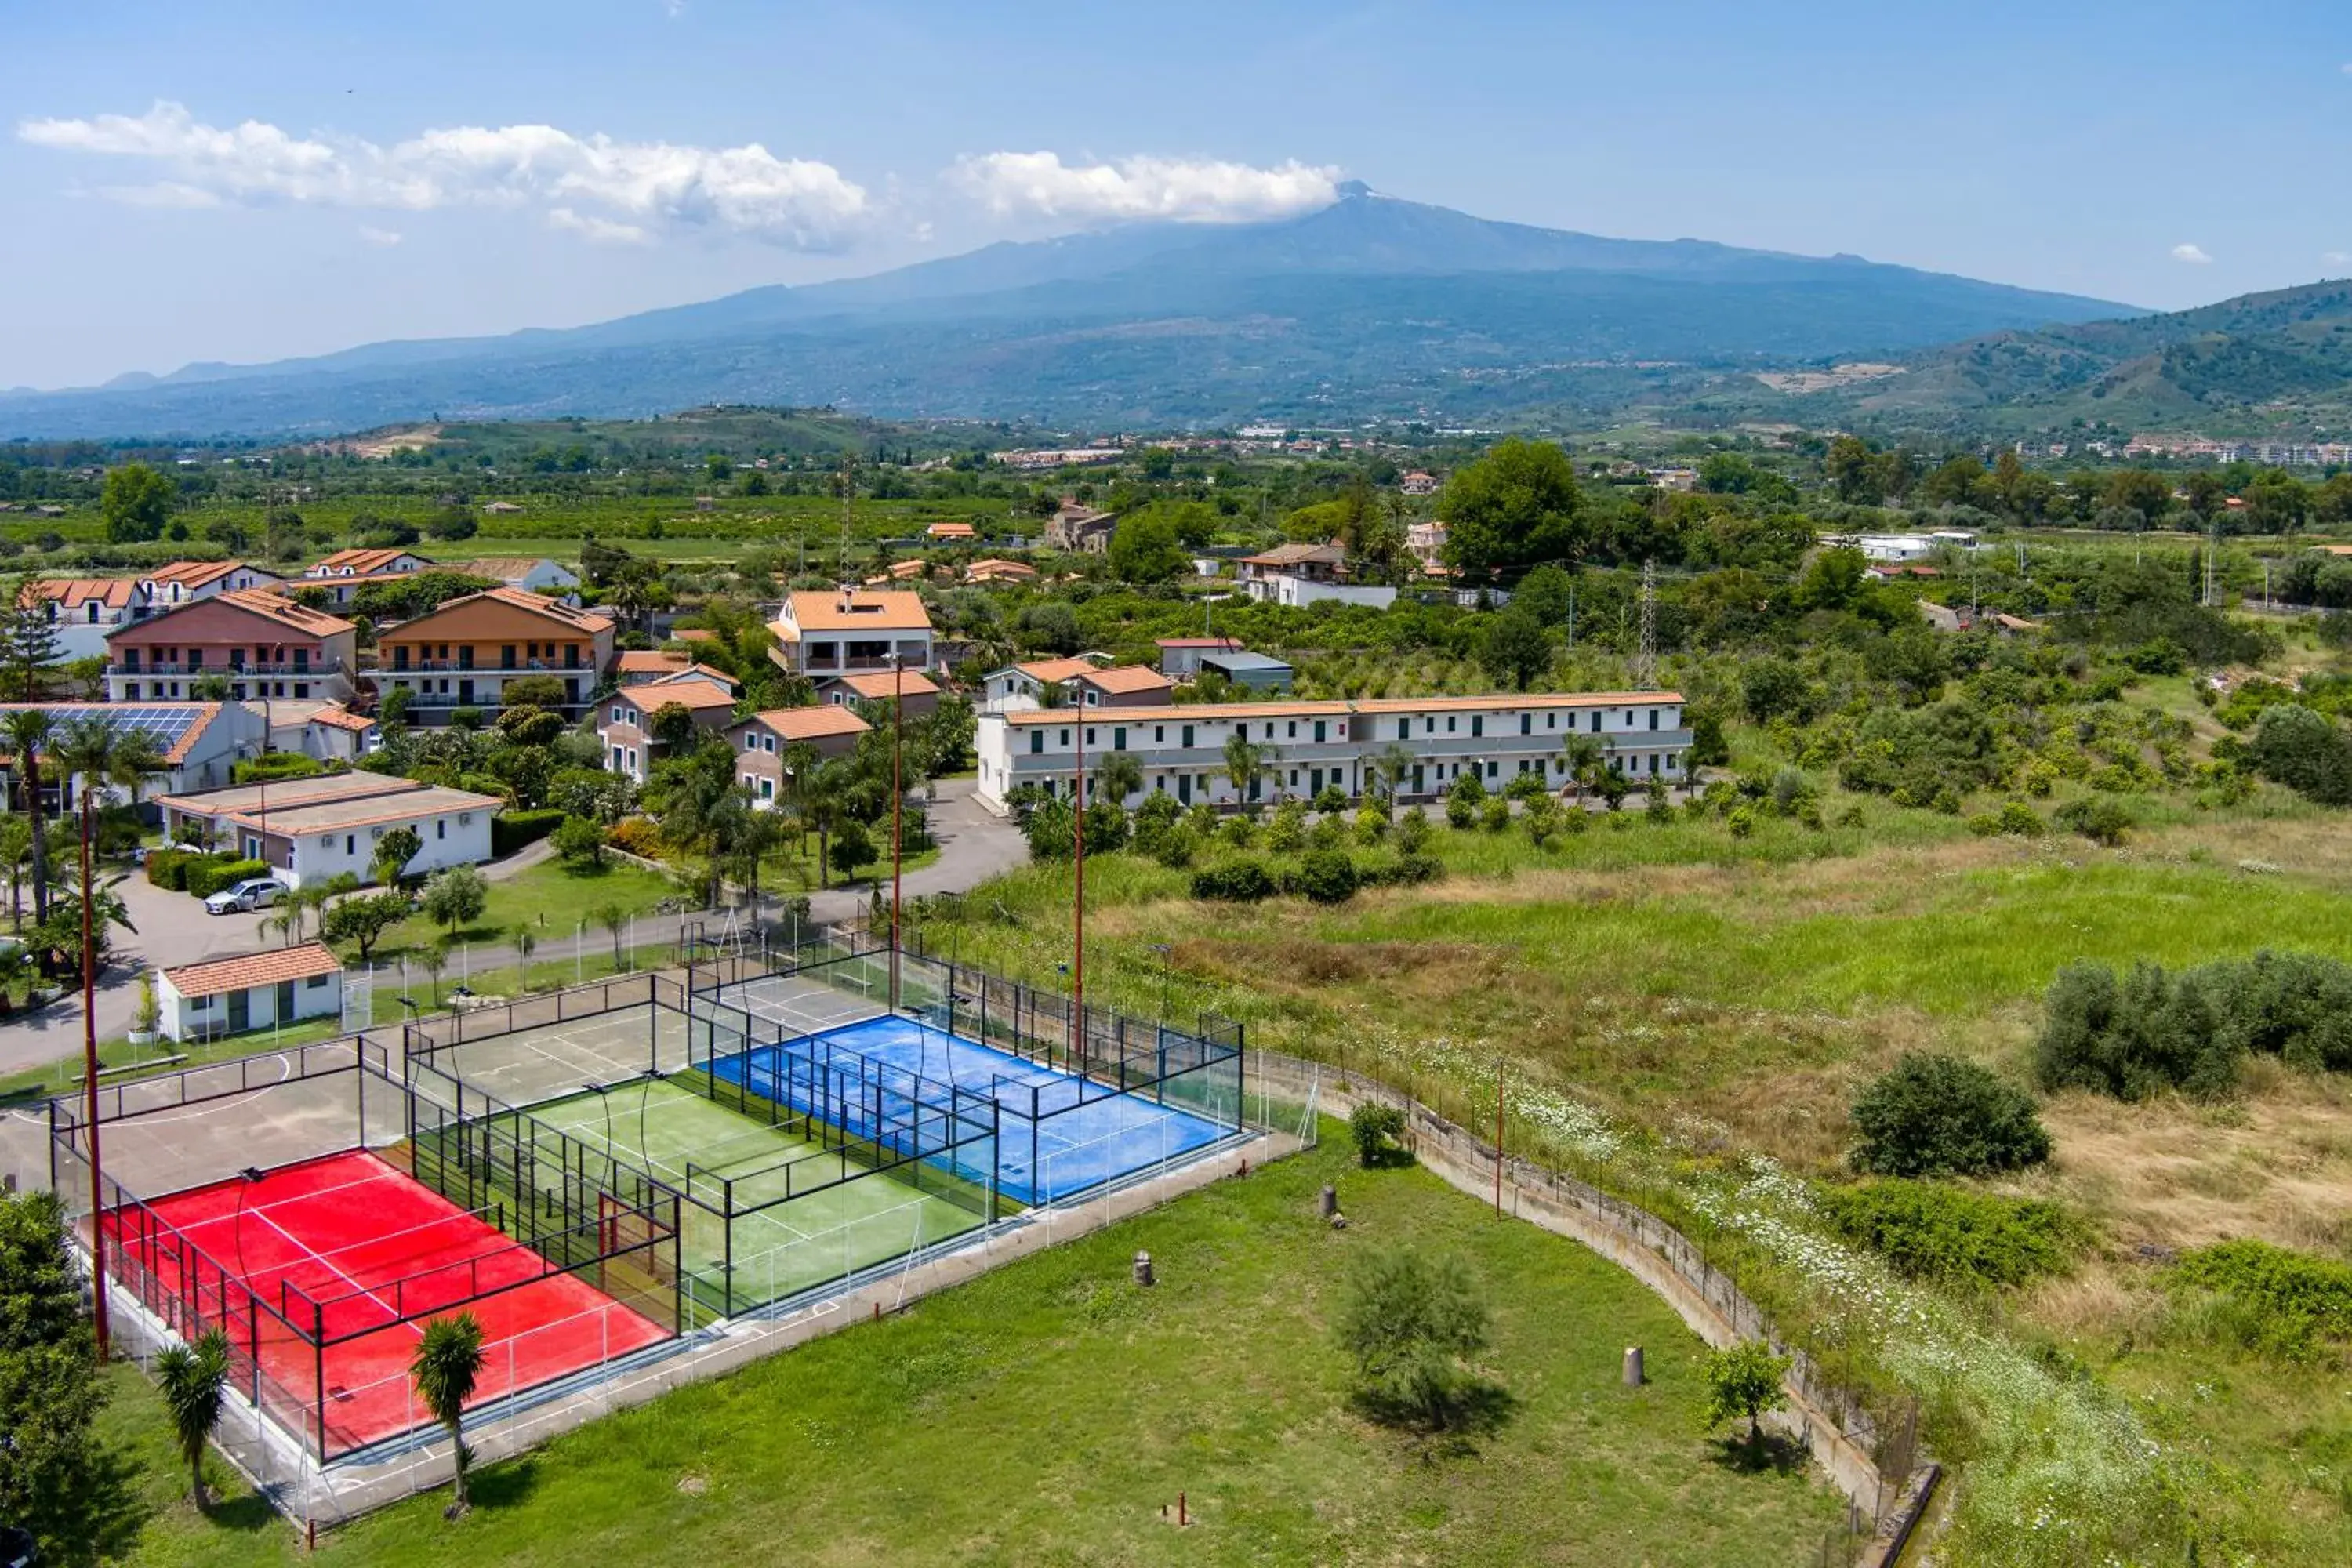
[5,0,2350,390]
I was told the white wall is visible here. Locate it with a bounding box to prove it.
[159,970,343,1041]
[275,807,494,889]
[1243,575,1397,609]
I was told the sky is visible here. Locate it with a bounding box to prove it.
[5,0,2351,391]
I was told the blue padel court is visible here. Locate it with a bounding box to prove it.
[704,1011,1231,1205]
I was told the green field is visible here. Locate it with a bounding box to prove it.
[360,857,682,964]
[95,1128,1849,1566]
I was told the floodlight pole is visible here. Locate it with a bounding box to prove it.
[78,777,109,1358]
[890,653,903,1009]
[1494,1057,1504,1218]
[1073,701,1086,1069]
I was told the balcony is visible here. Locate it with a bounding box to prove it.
[381,658,584,674]
[111,656,344,678]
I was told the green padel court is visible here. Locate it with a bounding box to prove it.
[521,1080,987,1313]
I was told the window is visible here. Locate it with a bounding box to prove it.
[1153,725,1165,743]
[1471,717,1483,739]
[1590,712,1602,733]
[345,835,354,854]
[1649,709,1660,731]
[1181,724,1195,747]
[436,819,446,840]
[1058,729,1070,747]
[1546,713,1556,729]
[1397,718,1411,740]
[1446,716,1457,734]
[1286,721,1297,739]
[1520,714,1531,736]
[610,705,624,724]
[764,736,776,754]
[306,975,329,989]
[1085,728,1096,746]
[190,994,212,1013]
[1486,760,1498,779]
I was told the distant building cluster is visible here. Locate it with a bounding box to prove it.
[2124,435,2352,466]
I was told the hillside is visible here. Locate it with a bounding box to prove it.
[0,187,2132,440]
[1767,279,2352,435]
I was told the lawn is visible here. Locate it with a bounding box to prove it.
[95,1128,1847,1566]
[359,857,682,963]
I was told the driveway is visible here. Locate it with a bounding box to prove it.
[0,869,283,1076]
[804,775,1026,924]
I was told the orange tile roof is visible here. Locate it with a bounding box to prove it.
[616,650,691,674]
[826,669,942,699]
[307,705,378,734]
[778,589,932,633]
[201,587,355,637]
[162,942,341,998]
[965,558,1037,581]
[144,561,249,591]
[925,521,977,538]
[636,675,738,710]
[23,577,139,610]
[384,585,613,637]
[1003,690,1685,726]
[458,557,569,583]
[312,547,429,575]
[1073,664,1173,695]
[739,706,871,742]
[0,702,227,764]
[220,784,503,835]
[671,628,717,642]
[1011,656,1096,684]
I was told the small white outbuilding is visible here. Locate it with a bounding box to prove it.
[157,943,344,1042]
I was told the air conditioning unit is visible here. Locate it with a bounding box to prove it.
[458,812,474,825]
[370,826,385,839]
[319,835,334,848]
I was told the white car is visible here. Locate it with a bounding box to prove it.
[204,877,288,916]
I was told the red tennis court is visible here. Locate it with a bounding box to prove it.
[104,1149,671,1454]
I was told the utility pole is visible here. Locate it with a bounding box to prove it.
[889,653,904,1009]
[837,451,855,584]
[1633,559,1658,691]
[1566,584,1577,648]
[1072,705,1087,1070]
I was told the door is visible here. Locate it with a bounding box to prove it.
[459,677,475,706]
[1178,773,1192,804]
[275,980,296,1022]
[1411,764,1425,796]
[226,988,250,1033]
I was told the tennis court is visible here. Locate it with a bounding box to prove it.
[102,1149,671,1454]
[708,996,1232,1204]
[517,1078,989,1312]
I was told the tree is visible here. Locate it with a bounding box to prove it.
[100,462,175,543]
[595,903,630,967]
[1096,750,1144,806]
[425,505,478,541]
[0,1189,106,1559]
[2,575,62,702]
[1511,563,1575,627]
[0,815,28,934]
[156,1329,230,1511]
[551,815,606,869]
[321,889,411,961]
[499,673,569,711]
[1107,508,1188,583]
[1331,1247,1492,1428]
[421,865,488,934]
[0,709,56,922]
[2248,703,2352,804]
[372,825,423,886]
[1438,437,1585,577]
[1704,1341,1791,1458]
[411,1312,487,1517]
[1221,732,1263,807]
[1850,1053,2052,1176]
[648,701,702,754]
[1479,607,1552,691]
[1349,1101,1406,1166]
[829,818,877,881]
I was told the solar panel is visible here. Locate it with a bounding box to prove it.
[0,703,207,749]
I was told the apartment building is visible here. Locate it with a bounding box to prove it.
[106,590,360,703]
[139,560,284,612]
[374,586,615,718]
[301,546,436,608]
[765,589,933,677]
[19,578,143,663]
[818,667,942,718]
[975,690,1690,813]
[154,772,500,887]
[725,706,871,807]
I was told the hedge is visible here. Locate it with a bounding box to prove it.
[1190,858,1276,902]
[492,808,567,857]
[145,848,198,890]
[185,858,272,900]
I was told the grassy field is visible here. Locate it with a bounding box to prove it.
[96,1128,1848,1567]
[359,857,682,963]
[913,786,2352,1563]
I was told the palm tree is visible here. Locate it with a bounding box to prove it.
[410,1312,487,1518]
[1096,750,1144,808]
[0,815,28,935]
[1561,733,1606,802]
[1221,732,1262,809]
[1363,742,1417,809]
[0,708,57,923]
[104,728,168,810]
[417,940,450,1007]
[595,903,629,968]
[156,1329,230,1511]
[727,804,786,924]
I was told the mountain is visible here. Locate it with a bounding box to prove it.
[0,186,2140,440]
[1764,279,2352,435]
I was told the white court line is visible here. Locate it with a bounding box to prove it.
[238,1200,408,1330]
[75,1053,298,1128]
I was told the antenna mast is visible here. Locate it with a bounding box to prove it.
[1633,558,1658,691]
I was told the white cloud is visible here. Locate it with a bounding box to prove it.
[949,151,1341,224]
[358,225,403,247]
[2326,251,2350,267]
[18,100,869,249]
[547,207,650,245]
[2171,242,2213,264]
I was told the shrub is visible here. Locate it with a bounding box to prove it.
[606,818,664,859]
[1997,800,2045,837]
[1218,814,1257,850]
[1703,1341,1789,1456]
[1263,800,1308,853]
[2167,1239,2352,1359]
[449,706,484,731]
[184,857,270,900]
[1153,824,1198,869]
[231,750,326,785]
[1394,807,1430,853]
[1726,804,1758,838]
[1479,795,1510,833]
[1851,1052,2052,1176]
[2053,795,2132,846]
[550,815,605,868]
[491,808,566,857]
[2034,960,2239,1100]
[1444,775,1484,828]
[1331,1247,1492,1430]
[1817,1181,2082,1290]
[1393,851,1443,885]
[145,848,196,890]
[1297,848,1359,904]
[1312,784,1349,815]
[1353,806,1388,844]
[2248,702,2352,804]
[1190,857,1276,902]
[1348,1101,1406,1166]
[1502,770,1548,803]
[421,865,489,931]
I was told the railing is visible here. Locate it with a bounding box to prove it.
[111,657,343,677]
[387,659,584,673]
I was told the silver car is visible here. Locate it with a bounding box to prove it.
[204,877,288,915]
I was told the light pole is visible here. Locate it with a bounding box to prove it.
[889,652,905,1008]
[1149,942,1173,1022]
[1072,696,1087,1068]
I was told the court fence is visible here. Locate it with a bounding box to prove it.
[48,1036,684,1465]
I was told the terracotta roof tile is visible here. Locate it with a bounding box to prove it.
[1002,690,1685,726]
[826,669,942,699]
[162,942,341,998]
[739,706,870,742]
[1073,665,1173,695]
[775,589,932,633]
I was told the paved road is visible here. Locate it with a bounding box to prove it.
[0,777,1025,1078]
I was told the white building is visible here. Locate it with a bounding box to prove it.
[158,943,343,1042]
[1837,535,1941,564]
[0,701,263,803]
[766,589,934,677]
[154,773,501,888]
[976,690,1691,813]
[1248,575,1398,610]
[17,578,142,663]
[137,560,285,613]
